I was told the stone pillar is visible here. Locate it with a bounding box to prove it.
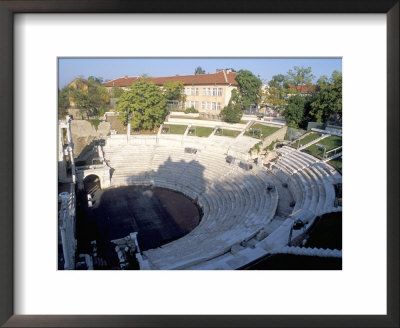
[59,192,76,270]
[65,116,76,183]
[127,122,131,141]
[58,125,67,182]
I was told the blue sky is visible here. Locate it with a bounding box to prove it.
[58,58,342,88]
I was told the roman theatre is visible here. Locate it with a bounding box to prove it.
[58,117,342,270]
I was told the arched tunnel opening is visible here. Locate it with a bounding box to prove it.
[83,174,101,195]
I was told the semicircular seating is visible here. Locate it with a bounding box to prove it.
[103,140,279,269]
[102,140,341,269]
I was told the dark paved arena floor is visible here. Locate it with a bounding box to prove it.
[75,186,201,269]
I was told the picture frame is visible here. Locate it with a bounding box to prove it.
[0,0,398,327]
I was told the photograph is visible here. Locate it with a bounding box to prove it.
[1,1,397,325]
[58,58,343,270]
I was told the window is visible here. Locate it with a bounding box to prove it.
[195,88,199,96]
[212,88,217,96]
[217,102,221,110]
[191,88,195,96]
[212,102,216,110]
[201,101,206,110]
[202,88,206,96]
[207,88,211,96]
[207,102,211,110]
[218,88,223,96]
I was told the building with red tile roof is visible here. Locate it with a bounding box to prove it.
[289,84,317,95]
[104,70,238,117]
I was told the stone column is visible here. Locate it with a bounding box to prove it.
[59,192,75,270]
[65,116,76,183]
[58,125,67,181]
[127,122,131,141]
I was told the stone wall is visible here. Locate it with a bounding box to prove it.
[249,126,288,158]
[70,120,111,157]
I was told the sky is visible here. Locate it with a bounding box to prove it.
[58,58,342,89]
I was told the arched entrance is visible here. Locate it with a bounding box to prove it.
[83,174,101,195]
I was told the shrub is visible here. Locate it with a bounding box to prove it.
[184,107,198,114]
[249,141,262,154]
[220,103,243,123]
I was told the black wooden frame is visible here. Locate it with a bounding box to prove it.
[0,1,398,327]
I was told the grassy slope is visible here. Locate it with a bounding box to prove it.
[303,135,342,158]
[221,129,240,137]
[163,124,188,134]
[190,126,214,137]
[245,123,280,139]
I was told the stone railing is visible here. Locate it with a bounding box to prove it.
[58,184,77,270]
[270,246,342,258]
[298,133,330,150]
[166,117,246,130]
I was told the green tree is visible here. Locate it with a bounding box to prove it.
[58,86,71,118]
[220,103,243,123]
[282,95,306,128]
[261,86,285,112]
[309,70,342,123]
[230,88,240,104]
[269,74,290,90]
[194,66,206,74]
[287,66,315,87]
[163,81,186,102]
[110,86,124,99]
[88,76,104,85]
[222,68,236,72]
[116,79,168,130]
[69,77,110,118]
[235,69,262,109]
[184,107,198,114]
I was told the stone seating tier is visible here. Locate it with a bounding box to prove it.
[102,140,340,269]
[103,142,279,269]
[271,145,341,218]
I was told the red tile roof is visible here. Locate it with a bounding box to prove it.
[103,71,238,88]
[290,84,317,93]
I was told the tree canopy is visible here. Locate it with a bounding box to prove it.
[220,89,243,123]
[269,74,290,90]
[220,102,243,123]
[163,81,186,102]
[116,79,168,131]
[110,86,125,99]
[286,66,315,87]
[261,85,285,112]
[282,95,306,128]
[58,86,71,118]
[194,66,206,74]
[88,76,104,85]
[61,77,110,118]
[72,80,109,118]
[235,69,262,109]
[309,70,342,123]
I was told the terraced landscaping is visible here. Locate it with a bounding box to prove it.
[215,128,241,138]
[188,126,214,137]
[162,124,188,135]
[290,132,321,148]
[328,157,342,171]
[303,135,342,159]
[245,123,280,139]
